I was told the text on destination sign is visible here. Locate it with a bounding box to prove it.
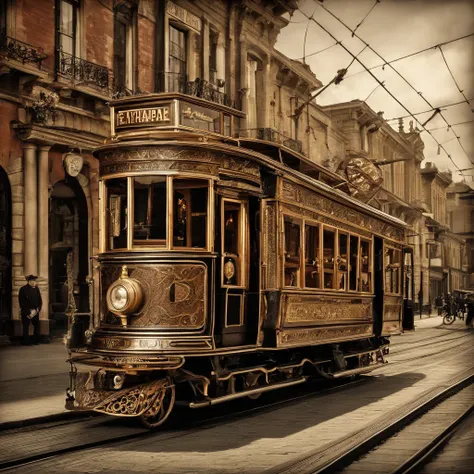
[116,107,171,127]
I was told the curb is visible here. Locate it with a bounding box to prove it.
[0,410,96,431]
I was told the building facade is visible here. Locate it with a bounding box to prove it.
[0,0,336,338]
[0,0,467,339]
[447,181,474,289]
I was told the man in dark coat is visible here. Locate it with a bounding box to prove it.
[19,275,42,345]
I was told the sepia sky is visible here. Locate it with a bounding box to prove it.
[276,0,474,182]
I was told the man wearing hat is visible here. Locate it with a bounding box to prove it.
[19,275,42,345]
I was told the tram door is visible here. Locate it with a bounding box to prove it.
[373,236,384,336]
[216,196,260,346]
[402,247,415,330]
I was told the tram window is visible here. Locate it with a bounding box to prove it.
[337,232,348,290]
[359,239,371,292]
[323,228,335,289]
[284,217,301,287]
[173,179,208,248]
[106,178,128,250]
[349,235,359,291]
[223,201,242,286]
[385,247,401,294]
[305,224,320,288]
[133,177,167,245]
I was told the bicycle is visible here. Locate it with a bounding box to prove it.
[443,305,466,325]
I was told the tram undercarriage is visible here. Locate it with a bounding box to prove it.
[67,337,389,428]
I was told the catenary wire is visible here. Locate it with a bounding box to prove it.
[437,45,472,107]
[309,0,473,167]
[428,119,474,131]
[296,42,340,61]
[342,33,474,81]
[385,100,474,121]
[352,0,381,37]
[297,7,467,174]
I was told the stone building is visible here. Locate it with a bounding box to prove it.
[321,101,429,322]
[447,181,474,289]
[1,0,340,338]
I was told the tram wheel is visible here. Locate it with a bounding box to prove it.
[139,380,175,429]
[443,314,455,325]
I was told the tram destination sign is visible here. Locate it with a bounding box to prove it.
[115,105,171,129]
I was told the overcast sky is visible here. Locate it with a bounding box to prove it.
[276,0,474,183]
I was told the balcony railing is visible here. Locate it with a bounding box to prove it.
[239,128,304,155]
[58,50,112,92]
[0,34,47,66]
[159,72,234,108]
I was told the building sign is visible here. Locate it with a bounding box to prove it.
[116,106,171,128]
[166,1,201,33]
[182,106,214,123]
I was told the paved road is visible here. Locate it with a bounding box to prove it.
[2,322,472,474]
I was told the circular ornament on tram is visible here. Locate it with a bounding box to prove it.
[106,266,144,326]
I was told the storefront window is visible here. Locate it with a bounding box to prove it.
[323,228,335,289]
[105,178,127,250]
[284,217,301,287]
[173,179,208,248]
[305,224,320,288]
[133,177,167,246]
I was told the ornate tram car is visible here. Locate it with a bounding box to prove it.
[66,93,414,427]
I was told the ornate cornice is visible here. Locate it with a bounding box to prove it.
[13,123,103,149]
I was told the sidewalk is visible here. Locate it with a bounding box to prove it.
[0,338,74,428]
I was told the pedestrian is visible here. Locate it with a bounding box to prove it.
[466,297,474,329]
[435,294,444,316]
[446,293,453,317]
[19,275,42,345]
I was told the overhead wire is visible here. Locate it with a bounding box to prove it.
[427,119,474,131]
[437,45,472,107]
[352,0,381,37]
[302,5,319,63]
[309,0,473,168]
[297,6,467,174]
[342,33,474,81]
[385,99,474,121]
[295,42,339,61]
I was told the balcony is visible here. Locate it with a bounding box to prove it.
[58,50,112,93]
[0,34,47,66]
[239,128,304,155]
[159,72,234,108]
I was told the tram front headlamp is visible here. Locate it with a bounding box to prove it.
[110,285,128,311]
[106,266,144,327]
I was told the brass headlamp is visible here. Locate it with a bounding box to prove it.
[106,266,144,327]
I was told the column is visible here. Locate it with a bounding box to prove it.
[38,146,50,328]
[23,143,37,276]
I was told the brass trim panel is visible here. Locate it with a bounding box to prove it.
[278,324,373,348]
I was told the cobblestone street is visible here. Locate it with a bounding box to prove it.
[1,319,472,474]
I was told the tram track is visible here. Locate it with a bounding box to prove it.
[264,366,474,474]
[3,332,471,472]
[0,375,369,471]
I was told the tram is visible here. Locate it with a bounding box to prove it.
[66,93,414,427]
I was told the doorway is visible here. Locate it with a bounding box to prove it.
[49,178,89,335]
[0,166,12,335]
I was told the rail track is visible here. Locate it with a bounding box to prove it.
[0,376,367,471]
[264,366,474,474]
[2,329,471,473]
